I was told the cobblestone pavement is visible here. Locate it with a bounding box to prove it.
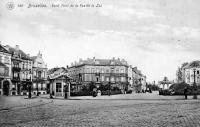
[1,94,200,127]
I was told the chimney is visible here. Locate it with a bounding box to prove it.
[15,45,20,50]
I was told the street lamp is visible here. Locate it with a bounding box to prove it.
[109,67,114,96]
[193,68,197,99]
[78,73,82,92]
[28,76,32,99]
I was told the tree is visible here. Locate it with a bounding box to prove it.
[176,67,183,83]
[169,82,191,95]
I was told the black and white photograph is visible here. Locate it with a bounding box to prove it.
[0,0,200,126]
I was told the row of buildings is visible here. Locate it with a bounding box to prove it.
[176,60,200,85]
[0,43,48,96]
[0,42,147,96]
[48,57,147,96]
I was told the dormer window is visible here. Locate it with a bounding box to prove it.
[95,61,100,64]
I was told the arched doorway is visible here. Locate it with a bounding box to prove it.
[3,80,9,96]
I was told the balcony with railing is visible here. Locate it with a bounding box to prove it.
[12,66,21,72]
[12,76,20,81]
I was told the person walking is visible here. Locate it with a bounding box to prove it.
[184,87,188,100]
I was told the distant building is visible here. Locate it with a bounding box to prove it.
[31,51,48,95]
[132,67,146,92]
[180,61,200,85]
[0,43,11,95]
[128,65,133,90]
[68,57,129,92]
[141,75,147,91]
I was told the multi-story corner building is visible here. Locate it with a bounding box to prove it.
[0,44,12,95]
[132,67,146,92]
[5,45,33,95]
[31,51,48,95]
[181,61,200,86]
[128,65,133,90]
[68,57,129,92]
[141,74,147,91]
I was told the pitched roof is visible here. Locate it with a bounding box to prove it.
[184,61,200,69]
[72,58,128,67]
[6,45,32,60]
[30,56,37,61]
[48,67,71,79]
[0,45,10,54]
[0,62,6,67]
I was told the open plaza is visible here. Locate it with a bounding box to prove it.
[1,92,200,127]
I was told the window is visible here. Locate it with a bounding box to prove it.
[92,68,95,73]
[0,56,2,62]
[101,76,104,81]
[197,71,200,75]
[4,68,9,76]
[14,72,18,77]
[121,77,124,82]
[106,77,109,81]
[0,67,4,75]
[56,83,62,92]
[4,56,9,64]
[38,71,42,78]
[116,68,119,73]
[101,68,105,73]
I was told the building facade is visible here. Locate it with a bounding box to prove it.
[0,44,12,95]
[4,45,33,95]
[31,51,48,95]
[128,65,133,90]
[68,57,129,92]
[132,67,146,92]
[0,43,49,96]
[182,61,200,85]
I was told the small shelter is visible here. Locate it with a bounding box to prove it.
[48,68,72,97]
[159,77,173,90]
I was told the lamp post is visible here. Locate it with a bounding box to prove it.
[193,68,197,99]
[64,74,71,99]
[35,69,41,96]
[78,73,82,92]
[28,76,32,99]
[109,67,114,96]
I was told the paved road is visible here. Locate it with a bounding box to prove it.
[1,93,200,127]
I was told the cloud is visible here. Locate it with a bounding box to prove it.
[98,4,156,21]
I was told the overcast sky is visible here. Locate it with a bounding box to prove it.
[0,0,200,82]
